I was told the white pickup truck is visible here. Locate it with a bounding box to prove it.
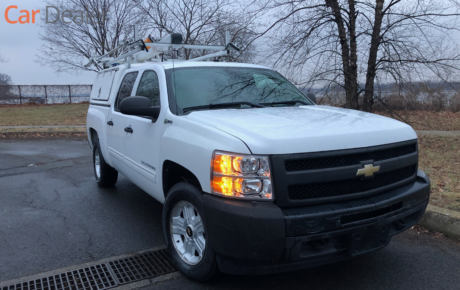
[87,58,430,281]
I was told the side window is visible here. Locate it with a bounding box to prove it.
[136,70,161,106]
[115,72,139,111]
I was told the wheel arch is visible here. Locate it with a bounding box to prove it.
[162,160,202,198]
[89,127,98,148]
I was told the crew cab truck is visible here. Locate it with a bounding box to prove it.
[87,60,430,281]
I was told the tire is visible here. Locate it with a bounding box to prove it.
[93,139,118,187]
[163,182,218,282]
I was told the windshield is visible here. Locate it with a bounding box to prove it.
[167,67,313,114]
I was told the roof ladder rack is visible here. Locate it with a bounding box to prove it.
[84,27,240,69]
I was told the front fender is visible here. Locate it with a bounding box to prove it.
[159,111,250,202]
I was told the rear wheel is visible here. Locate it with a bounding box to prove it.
[163,182,218,282]
[92,139,118,187]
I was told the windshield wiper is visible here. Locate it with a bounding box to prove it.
[259,100,311,107]
[182,101,265,113]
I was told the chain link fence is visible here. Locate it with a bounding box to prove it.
[0,85,92,105]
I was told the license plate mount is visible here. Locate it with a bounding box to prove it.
[349,225,390,256]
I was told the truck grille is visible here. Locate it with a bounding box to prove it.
[270,140,418,207]
[289,165,417,200]
[285,143,416,171]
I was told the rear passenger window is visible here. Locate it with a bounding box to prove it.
[115,72,139,111]
[136,70,160,106]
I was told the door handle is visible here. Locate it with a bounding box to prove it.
[124,127,133,133]
[107,120,114,126]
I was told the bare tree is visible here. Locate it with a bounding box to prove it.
[0,51,13,89]
[0,74,12,85]
[36,0,146,73]
[134,0,258,61]
[251,0,460,111]
[0,73,14,104]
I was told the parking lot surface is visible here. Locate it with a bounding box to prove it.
[0,138,164,281]
[1,138,460,289]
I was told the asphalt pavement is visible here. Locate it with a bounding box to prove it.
[0,137,165,281]
[142,229,460,290]
[0,137,460,289]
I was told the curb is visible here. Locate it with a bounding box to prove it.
[0,127,86,134]
[418,204,460,240]
[0,132,87,139]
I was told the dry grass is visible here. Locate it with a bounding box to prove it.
[418,135,460,211]
[0,104,89,126]
[377,110,460,131]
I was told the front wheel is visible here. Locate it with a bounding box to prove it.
[163,183,218,282]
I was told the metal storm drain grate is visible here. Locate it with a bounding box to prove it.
[0,249,176,290]
[109,249,176,285]
[0,264,116,290]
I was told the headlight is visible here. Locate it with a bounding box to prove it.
[211,151,273,200]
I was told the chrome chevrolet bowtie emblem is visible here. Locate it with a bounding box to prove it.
[356,164,380,177]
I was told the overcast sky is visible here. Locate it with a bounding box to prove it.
[0,0,95,85]
[2,0,459,86]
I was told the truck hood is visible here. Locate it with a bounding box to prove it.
[186,105,417,154]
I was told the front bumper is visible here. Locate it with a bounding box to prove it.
[203,170,430,275]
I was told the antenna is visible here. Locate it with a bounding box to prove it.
[84,29,240,68]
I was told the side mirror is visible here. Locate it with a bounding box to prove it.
[119,96,160,120]
[306,93,317,104]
